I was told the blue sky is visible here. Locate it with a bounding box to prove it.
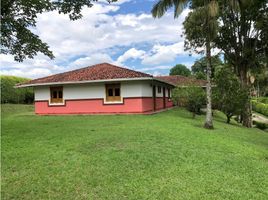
[0,0,202,79]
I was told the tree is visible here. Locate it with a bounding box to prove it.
[169,64,191,76]
[152,0,267,128]
[192,55,223,79]
[1,0,115,62]
[152,0,218,129]
[213,66,247,124]
[214,0,268,127]
[183,0,219,129]
[194,71,206,80]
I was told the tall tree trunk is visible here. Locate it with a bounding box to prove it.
[204,40,214,129]
[240,68,252,128]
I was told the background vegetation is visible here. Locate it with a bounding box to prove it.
[1,75,34,104]
[252,99,268,117]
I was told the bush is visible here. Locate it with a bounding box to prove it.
[0,75,34,104]
[171,87,188,106]
[258,97,268,104]
[172,86,206,118]
[252,100,268,117]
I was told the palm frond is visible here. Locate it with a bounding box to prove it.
[174,0,189,18]
[151,0,189,19]
[152,0,174,18]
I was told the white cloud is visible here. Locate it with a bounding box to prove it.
[116,48,146,65]
[69,53,114,69]
[181,61,194,69]
[0,3,191,78]
[141,42,186,65]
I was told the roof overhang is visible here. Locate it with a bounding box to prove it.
[16,77,175,88]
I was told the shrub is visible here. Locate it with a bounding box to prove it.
[258,97,268,104]
[252,100,268,117]
[171,87,188,106]
[172,86,206,118]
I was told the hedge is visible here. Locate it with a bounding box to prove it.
[252,100,268,117]
[1,75,34,104]
[258,97,268,104]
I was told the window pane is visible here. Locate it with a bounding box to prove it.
[58,91,63,98]
[115,88,120,96]
[108,88,113,96]
[53,91,57,98]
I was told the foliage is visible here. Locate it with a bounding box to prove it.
[194,71,206,80]
[151,0,189,18]
[0,75,34,104]
[186,86,206,118]
[257,97,268,104]
[171,87,188,106]
[252,100,268,117]
[183,1,219,53]
[1,0,116,62]
[251,66,268,97]
[191,55,223,79]
[214,0,268,127]
[172,86,206,118]
[213,66,247,123]
[169,64,191,76]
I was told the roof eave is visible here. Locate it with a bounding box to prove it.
[16,77,176,88]
[15,77,155,88]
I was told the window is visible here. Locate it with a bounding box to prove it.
[106,84,121,102]
[157,86,162,93]
[168,88,171,98]
[50,86,63,103]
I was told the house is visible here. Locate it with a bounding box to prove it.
[17,63,175,115]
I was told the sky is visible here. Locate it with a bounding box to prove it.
[0,0,203,79]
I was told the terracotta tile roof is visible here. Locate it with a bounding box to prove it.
[156,75,207,87]
[18,63,153,86]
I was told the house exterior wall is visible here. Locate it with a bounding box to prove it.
[34,80,173,115]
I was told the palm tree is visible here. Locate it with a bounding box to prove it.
[152,0,218,129]
[152,0,189,18]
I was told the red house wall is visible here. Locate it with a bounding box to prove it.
[35,97,173,115]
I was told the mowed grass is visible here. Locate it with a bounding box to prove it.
[1,104,268,200]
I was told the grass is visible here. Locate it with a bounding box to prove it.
[1,104,268,199]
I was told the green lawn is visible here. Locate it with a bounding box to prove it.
[1,104,268,200]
